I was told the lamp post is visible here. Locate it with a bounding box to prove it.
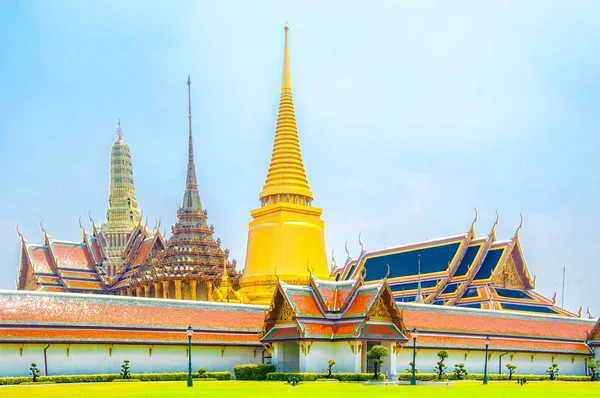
[483,336,490,385]
[410,327,418,386]
[187,325,193,387]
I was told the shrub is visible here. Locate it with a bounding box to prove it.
[29,363,40,382]
[506,364,517,380]
[205,372,231,381]
[120,360,131,379]
[405,362,418,374]
[195,378,218,381]
[367,345,389,378]
[112,379,140,382]
[453,364,468,380]
[326,359,336,378]
[587,359,597,381]
[233,364,276,380]
[547,363,559,380]
[197,368,207,377]
[434,351,448,380]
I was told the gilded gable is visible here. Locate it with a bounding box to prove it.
[370,297,390,319]
[493,254,525,289]
[277,300,294,321]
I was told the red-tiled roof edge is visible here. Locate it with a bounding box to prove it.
[398,301,597,326]
[0,289,269,310]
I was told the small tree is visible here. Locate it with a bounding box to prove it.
[434,351,448,380]
[326,359,336,378]
[197,368,207,378]
[453,364,468,380]
[121,359,131,379]
[546,363,559,380]
[587,360,597,381]
[367,345,389,379]
[29,363,40,382]
[506,364,517,381]
[405,362,419,374]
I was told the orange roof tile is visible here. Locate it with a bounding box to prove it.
[53,244,94,271]
[400,305,592,340]
[0,292,265,332]
[0,328,259,345]
[29,247,54,274]
[290,293,322,316]
[345,292,374,316]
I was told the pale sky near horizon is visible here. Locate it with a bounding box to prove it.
[0,1,598,316]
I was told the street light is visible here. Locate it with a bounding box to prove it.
[410,327,418,386]
[187,325,194,387]
[483,336,490,385]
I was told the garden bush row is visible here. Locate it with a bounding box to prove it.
[396,372,595,382]
[0,371,231,386]
[266,372,385,382]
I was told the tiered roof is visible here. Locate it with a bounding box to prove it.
[0,290,266,346]
[149,76,238,285]
[261,276,408,342]
[16,217,164,294]
[338,213,574,317]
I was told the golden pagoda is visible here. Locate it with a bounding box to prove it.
[101,119,142,278]
[239,25,328,304]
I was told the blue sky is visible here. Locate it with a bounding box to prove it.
[0,1,598,315]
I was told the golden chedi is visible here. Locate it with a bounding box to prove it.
[240,25,328,304]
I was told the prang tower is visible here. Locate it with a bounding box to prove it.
[240,25,328,304]
[101,120,142,277]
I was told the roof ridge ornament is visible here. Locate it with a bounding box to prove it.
[358,232,364,252]
[515,213,524,238]
[470,207,478,236]
[116,118,123,139]
[491,210,500,241]
[16,225,25,241]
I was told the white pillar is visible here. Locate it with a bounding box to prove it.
[380,342,397,380]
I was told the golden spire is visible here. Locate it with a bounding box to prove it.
[220,258,231,291]
[259,24,313,204]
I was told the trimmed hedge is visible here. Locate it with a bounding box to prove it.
[0,371,232,385]
[112,379,141,383]
[266,372,385,382]
[397,372,597,382]
[233,364,276,380]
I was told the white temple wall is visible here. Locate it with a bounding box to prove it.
[298,341,359,373]
[0,343,260,378]
[396,347,588,376]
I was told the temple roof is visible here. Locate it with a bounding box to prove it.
[0,290,266,346]
[399,302,595,355]
[341,215,571,317]
[261,277,408,342]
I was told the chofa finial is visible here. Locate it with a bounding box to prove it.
[345,241,350,257]
[16,225,24,240]
[116,118,123,139]
[358,232,364,251]
[515,213,524,237]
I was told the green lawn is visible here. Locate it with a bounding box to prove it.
[0,380,598,398]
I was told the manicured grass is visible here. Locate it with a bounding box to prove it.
[0,380,598,398]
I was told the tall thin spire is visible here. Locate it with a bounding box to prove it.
[182,74,202,211]
[260,24,313,205]
[416,254,424,304]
